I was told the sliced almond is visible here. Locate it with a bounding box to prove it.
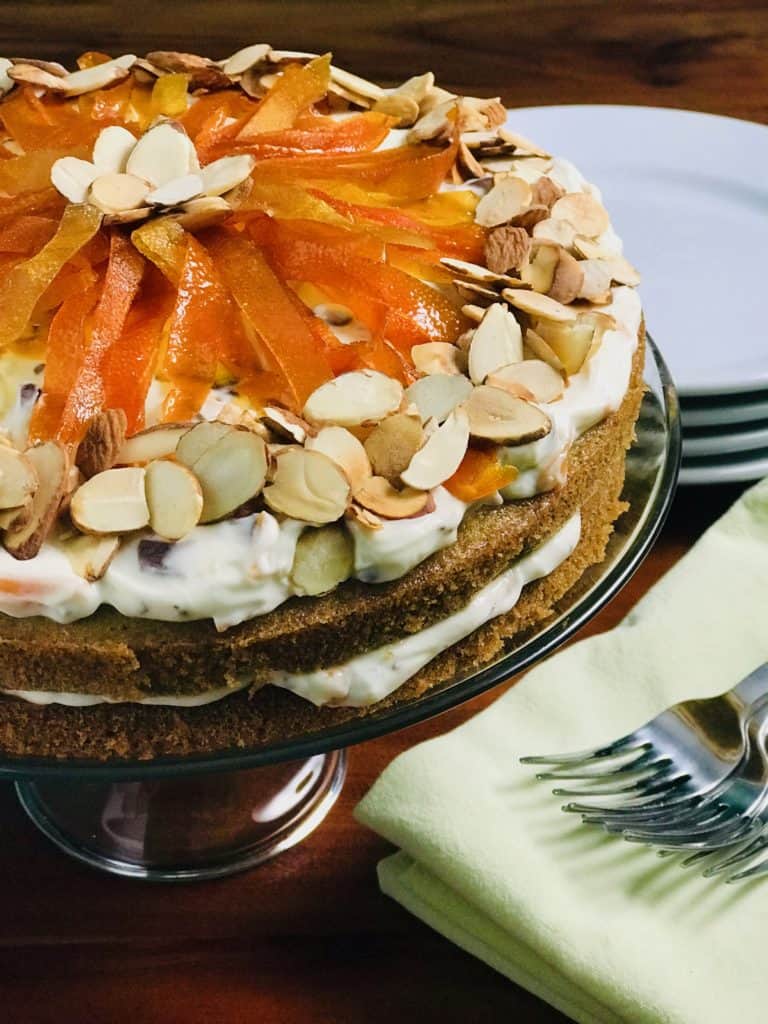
[577,259,613,303]
[145,459,203,540]
[221,43,273,78]
[551,192,609,238]
[466,386,551,445]
[524,328,565,373]
[3,442,69,560]
[531,175,565,209]
[176,420,232,468]
[146,173,203,207]
[0,445,37,510]
[487,360,564,403]
[89,173,150,215]
[532,217,577,249]
[468,303,523,384]
[408,100,456,144]
[502,288,577,323]
[126,120,197,188]
[75,409,128,479]
[199,154,255,196]
[454,280,498,305]
[261,405,312,444]
[145,50,229,91]
[533,312,615,376]
[497,128,551,158]
[92,125,137,174]
[118,424,189,465]
[363,413,424,481]
[171,195,231,230]
[103,207,152,227]
[484,225,531,276]
[263,448,350,525]
[354,476,429,519]
[50,157,99,204]
[60,54,136,96]
[581,252,640,287]
[372,92,420,127]
[181,427,268,523]
[303,370,403,428]
[461,304,486,324]
[400,407,469,490]
[521,240,559,294]
[0,500,32,532]
[548,247,585,304]
[474,176,532,228]
[346,502,383,531]
[405,373,473,425]
[55,532,119,582]
[70,466,148,536]
[305,426,371,490]
[290,523,354,596]
[7,64,66,91]
[411,342,464,376]
[458,95,506,133]
[440,257,519,290]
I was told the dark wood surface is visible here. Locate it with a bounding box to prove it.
[1,3,766,1021]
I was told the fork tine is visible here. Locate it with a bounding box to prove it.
[631,816,760,852]
[553,769,684,799]
[701,827,768,878]
[550,758,674,796]
[565,781,698,819]
[535,749,661,782]
[726,855,768,883]
[520,738,649,767]
[623,803,738,841]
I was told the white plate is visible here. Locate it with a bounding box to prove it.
[506,105,768,397]
[681,393,768,428]
[683,422,768,457]
[679,449,768,485]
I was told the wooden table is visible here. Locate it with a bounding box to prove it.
[1,3,766,1020]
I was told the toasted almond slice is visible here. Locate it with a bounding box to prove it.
[400,407,469,490]
[534,312,615,376]
[327,64,386,103]
[146,173,203,207]
[572,235,615,260]
[440,257,517,290]
[0,445,37,510]
[145,459,203,539]
[466,386,551,445]
[521,240,559,294]
[411,341,464,376]
[118,424,189,465]
[263,448,350,525]
[0,500,32,532]
[474,176,532,228]
[199,154,255,196]
[185,427,268,523]
[89,172,150,215]
[524,327,565,374]
[215,403,270,438]
[70,466,148,536]
[487,360,564,403]
[126,120,196,187]
[262,405,311,444]
[221,43,273,77]
[61,54,136,96]
[577,259,613,303]
[548,247,585,304]
[354,476,429,519]
[103,207,152,227]
[502,288,577,323]
[7,64,66,91]
[176,420,232,468]
[454,280,498,305]
[458,96,506,133]
[305,426,371,490]
[50,156,100,204]
[3,442,69,560]
[171,195,231,230]
[346,502,383,530]
[461,304,486,324]
[405,373,473,425]
[372,91,420,127]
[532,217,577,249]
[76,408,128,479]
[290,523,354,596]
[468,302,523,384]
[551,192,609,238]
[363,413,424,481]
[303,370,403,428]
[55,532,119,582]
[498,128,551,158]
[407,99,456,143]
[92,125,137,174]
[596,254,641,287]
[145,50,230,90]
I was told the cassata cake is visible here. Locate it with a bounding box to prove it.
[0,47,644,760]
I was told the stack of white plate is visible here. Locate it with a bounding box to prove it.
[504,104,768,485]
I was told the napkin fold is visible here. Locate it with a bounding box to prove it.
[355,478,768,1024]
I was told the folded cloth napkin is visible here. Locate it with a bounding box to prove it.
[355,477,768,1024]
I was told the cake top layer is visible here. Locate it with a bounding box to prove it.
[0,46,640,620]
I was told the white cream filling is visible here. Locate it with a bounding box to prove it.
[2,512,580,709]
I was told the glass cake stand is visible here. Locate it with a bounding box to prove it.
[2,337,681,881]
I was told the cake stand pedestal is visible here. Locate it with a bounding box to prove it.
[15,751,347,881]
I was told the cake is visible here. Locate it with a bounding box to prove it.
[0,47,644,760]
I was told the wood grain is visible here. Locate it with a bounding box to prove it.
[0,2,764,1019]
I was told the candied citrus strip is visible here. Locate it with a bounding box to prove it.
[207,111,392,161]
[0,188,65,225]
[151,73,190,118]
[444,448,519,501]
[28,283,100,441]
[207,233,333,411]
[131,217,188,284]
[0,147,88,195]
[180,90,256,147]
[79,76,135,127]
[0,203,103,349]
[77,51,112,69]
[35,254,99,314]
[0,216,58,255]
[1,88,100,150]
[57,231,146,444]
[237,54,331,138]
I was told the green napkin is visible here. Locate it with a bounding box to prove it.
[355,478,768,1024]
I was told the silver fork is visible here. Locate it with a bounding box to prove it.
[520,662,768,882]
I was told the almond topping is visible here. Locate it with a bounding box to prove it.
[400,407,469,490]
[118,424,189,465]
[468,303,523,384]
[126,120,197,188]
[532,312,615,376]
[262,405,312,444]
[466,386,551,444]
[176,420,232,468]
[199,154,255,196]
[521,240,559,294]
[440,257,521,290]
[0,445,37,510]
[531,175,565,209]
[290,523,354,596]
[502,288,577,323]
[405,374,473,425]
[372,92,420,127]
[303,370,403,428]
[484,225,530,275]
[354,477,429,519]
[89,173,150,215]
[221,43,273,78]
[474,176,532,228]
[498,128,551,158]
[170,196,231,231]
[577,259,613,303]
[145,50,230,91]
[70,466,149,536]
[55,532,119,582]
[411,342,464,376]
[363,413,424,481]
[551,192,609,238]
[92,126,137,174]
[50,157,99,204]
[523,328,565,374]
[548,247,585,305]
[487,360,564,403]
[181,426,268,524]
[4,442,69,560]
[263,448,350,526]
[305,426,371,490]
[144,459,203,540]
[532,217,577,249]
[145,173,203,207]
[76,409,127,479]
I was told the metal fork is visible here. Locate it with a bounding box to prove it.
[520,662,768,882]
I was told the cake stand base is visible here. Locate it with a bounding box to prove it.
[15,750,347,882]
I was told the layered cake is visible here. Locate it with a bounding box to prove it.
[0,47,644,759]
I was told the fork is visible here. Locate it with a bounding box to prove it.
[520,662,768,882]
